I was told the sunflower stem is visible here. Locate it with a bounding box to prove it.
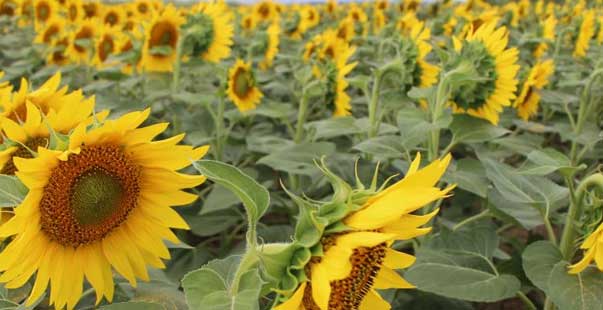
[367,68,384,139]
[559,174,603,260]
[214,94,226,161]
[452,210,491,231]
[294,88,311,144]
[171,36,184,94]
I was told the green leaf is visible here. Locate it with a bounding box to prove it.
[246,136,294,154]
[447,158,488,198]
[450,115,509,144]
[522,148,584,177]
[522,241,562,292]
[99,302,164,310]
[257,142,336,176]
[488,190,543,229]
[0,175,28,207]
[396,107,432,149]
[200,184,241,215]
[182,256,263,310]
[193,160,270,238]
[406,251,521,302]
[353,135,405,160]
[548,263,603,310]
[305,117,363,140]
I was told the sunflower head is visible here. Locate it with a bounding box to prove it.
[446,22,519,125]
[102,6,124,27]
[33,0,57,29]
[514,59,555,121]
[65,0,81,23]
[67,18,98,64]
[34,16,65,45]
[141,4,184,72]
[0,0,16,16]
[226,59,263,112]
[265,154,453,310]
[183,2,233,63]
[82,0,100,19]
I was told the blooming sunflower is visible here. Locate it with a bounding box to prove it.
[241,13,256,32]
[101,5,125,28]
[271,154,453,310]
[325,0,337,17]
[16,0,34,27]
[34,16,65,45]
[569,222,603,273]
[93,26,119,69]
[189,1,234,63]
[65,0,82,23]
[140,5,184,72]
[226,59,263,112]
[448,22,520,125]
[67,18,97,64]
[408,22,439,89]
[335,18,354,42]
[0,0,16,16]
[133,0,153,19]
[397,12,419,34]
[0,72,63,122]
[0,76,102,176]
[533,15,556,59]
[47,35,72,66]
[298,6,319,34]
[0,108,208,309]
[259,22,280,70]
[573,10,595,58]
[81,0,100,19]
[33,0,57,30]
[254,0,277,24]
[514,60,554,121]
[373,10,387,34]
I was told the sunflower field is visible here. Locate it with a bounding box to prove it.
[0,0,602,309]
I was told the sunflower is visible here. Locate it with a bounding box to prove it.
[140,5,184,72]
[67,18,97,64]
[0,106,208,309]
[115,32,140,74]
[335,18,354,42]
[298,6,319,33]
[273,154,453,310]
[0,74,102,176]
[93,26,119,69]
[101,5,125,28]
[397,22,439,98]
[0,71,10,102]
[190,1,234,63]
[397,12,419,34]
[373,9,387,34]
[47,35,72,66]
[0,72,63,122]
[226,59,263,112]
[34,16,65,45]
[259,22,280,70]
[573,10,595,58]
[448,22,520,125]
[374,0,389,11]
[33,0,57,29]
[514,60,554,121]
[254,0,277,24]
[133,0,153,19]
[16,0,34,27]
[533,15,556,59]
[569,222,603,273]
[81,0,101,19]
[241,13,256,32]
[65,0,82,23]
[325,0,337,16]
[0,0,16,16]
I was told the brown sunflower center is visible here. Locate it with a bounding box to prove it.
[52,37,69,64]
[1,137,48,176]
[149,21,178,53]
[35,2,50,21]
[68,5,77,20]
[258,4,270,18]
[303,237,387,310]
[39,144,141,247]
[83,3,97,18]
[105,11,118,26]
[42,24,60,44]
[138,3,148,14]
[98,35,114,62]
[233,68,252,98]
[0,0,16,16]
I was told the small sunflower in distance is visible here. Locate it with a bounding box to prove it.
[227,59,263,112]
[514,60,554,121]
[186,1,234,63]
[448,22,520,125]
[259,22,280,70]
[67,18,98,64]
[533,15,556,59]
[270,154,454,310]
[33,0,58,30]
[573,10,595,58]
[141,4,184,72]
[0,107,208,309]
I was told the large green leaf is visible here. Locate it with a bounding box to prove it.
[0,175,28,207]
[548,263,603,310]
[257,142,336,176]
[447,158,489,198]
[522,241,562,292]
[305,117,363,140]
[450,115,509,144]
[99,302,165,310]
[353,135,406,160]
[193,160,269,235]
[406,251,520,302]
[181,256,263,310]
